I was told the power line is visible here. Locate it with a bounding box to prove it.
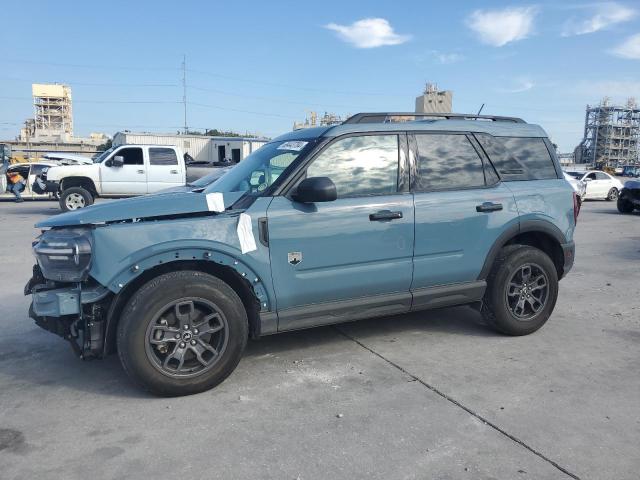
[3,58,178,71]
[188,101,294,119]
[188,84,371,110]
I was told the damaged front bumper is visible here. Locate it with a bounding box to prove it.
[26,265,112,359]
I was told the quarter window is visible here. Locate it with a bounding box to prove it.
[414,134,485,191]
[150,148,178,166]
[306,135,399,198]
[475,135,557,180]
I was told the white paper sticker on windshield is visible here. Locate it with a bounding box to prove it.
[237,213,257,254]
[206,192,225,212]
[277,141,308,151]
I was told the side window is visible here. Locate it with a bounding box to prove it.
[414,134,485,191]
[595,172,609,180]
[150,148,178,166]
[306,135,399,198]
[29,165,46,176]
[475,135,557,181]
[586,172,597,180]
[116,147,143,166]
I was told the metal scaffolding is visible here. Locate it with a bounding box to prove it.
[32,83,73,140]
[580,98,640,166]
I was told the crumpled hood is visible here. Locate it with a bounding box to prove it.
[36,191,245,228]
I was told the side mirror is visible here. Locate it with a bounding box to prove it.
[110,156,124,168]
[583,177,592,182]
[293,177,337,203]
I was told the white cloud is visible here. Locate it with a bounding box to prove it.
[562,3,636,36]
[324,18,411,48]
[466,6,538,47]
[498,78,536,93]
[432,51,465,64]
[610,33,640,59]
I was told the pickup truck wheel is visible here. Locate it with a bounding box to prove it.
[59,187,93,211]
[481,245,558,336]
[117,270,248,396]
[617,198,634,213]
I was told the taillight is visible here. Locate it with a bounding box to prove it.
[572,192,580,224]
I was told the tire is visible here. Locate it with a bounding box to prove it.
[481,245,559,336]
[617,197,634,213]
[117,270,248,396]
[606,188,619,201]
[59,186,94,211]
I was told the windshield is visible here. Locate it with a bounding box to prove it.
[204,140,313,195]
[93,146,116,163]
[190,167,231,187]
[565,172,583,179]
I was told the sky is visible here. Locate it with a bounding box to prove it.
[1,0,639,152]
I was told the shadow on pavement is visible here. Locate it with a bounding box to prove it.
[0,306,494,398]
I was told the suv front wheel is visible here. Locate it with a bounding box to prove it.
[481,245,559,336]
[117,270,248,396]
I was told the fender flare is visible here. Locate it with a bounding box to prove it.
[478,219,568,280]
[100,247,272,357]
[106,247,271,309]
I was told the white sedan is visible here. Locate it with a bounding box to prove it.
[564,170,624,201]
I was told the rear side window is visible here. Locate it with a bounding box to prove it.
[475,135,557,181]
[150,148,178,166]
[414,134,486,191]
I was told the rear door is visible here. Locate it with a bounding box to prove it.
[267,133,414,330]
[409,132,519,306]
[99,146,147,194]
[147,147,183,192]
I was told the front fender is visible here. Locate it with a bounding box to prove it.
[88,206,275,311]
[103,244,271,311]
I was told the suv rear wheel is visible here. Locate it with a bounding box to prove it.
[481,245,559,336]
[59,186,94,211]
[617,197,634,213]
[117,270,248,396]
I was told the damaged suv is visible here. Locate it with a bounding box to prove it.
[26,112,577,396]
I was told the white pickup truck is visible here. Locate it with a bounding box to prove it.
[40,144,187,211]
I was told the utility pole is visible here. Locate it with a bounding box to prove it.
[182,54,188,134]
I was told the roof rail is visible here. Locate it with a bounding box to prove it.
[343,112,526,125]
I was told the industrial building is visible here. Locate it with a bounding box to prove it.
[113,132,268,163]
[293,111,345,130]
[5,83,109,161]
[577,98,639,166]
[415,83,453,114]
[31,83,74,142]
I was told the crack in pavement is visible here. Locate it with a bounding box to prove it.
[334,326,582,480]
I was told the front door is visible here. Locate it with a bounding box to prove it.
[147,147,183,192]
[99,146,147,194]
[267,133,414,331]
[410,133,519,303]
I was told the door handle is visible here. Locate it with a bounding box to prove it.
[137,169,145,174]
[476,202,503,213]
[170,169,178,174]
[369,210,403,221]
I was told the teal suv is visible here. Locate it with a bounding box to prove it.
[26,112,578,396]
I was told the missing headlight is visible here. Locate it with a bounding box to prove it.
[33,229,92,282]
